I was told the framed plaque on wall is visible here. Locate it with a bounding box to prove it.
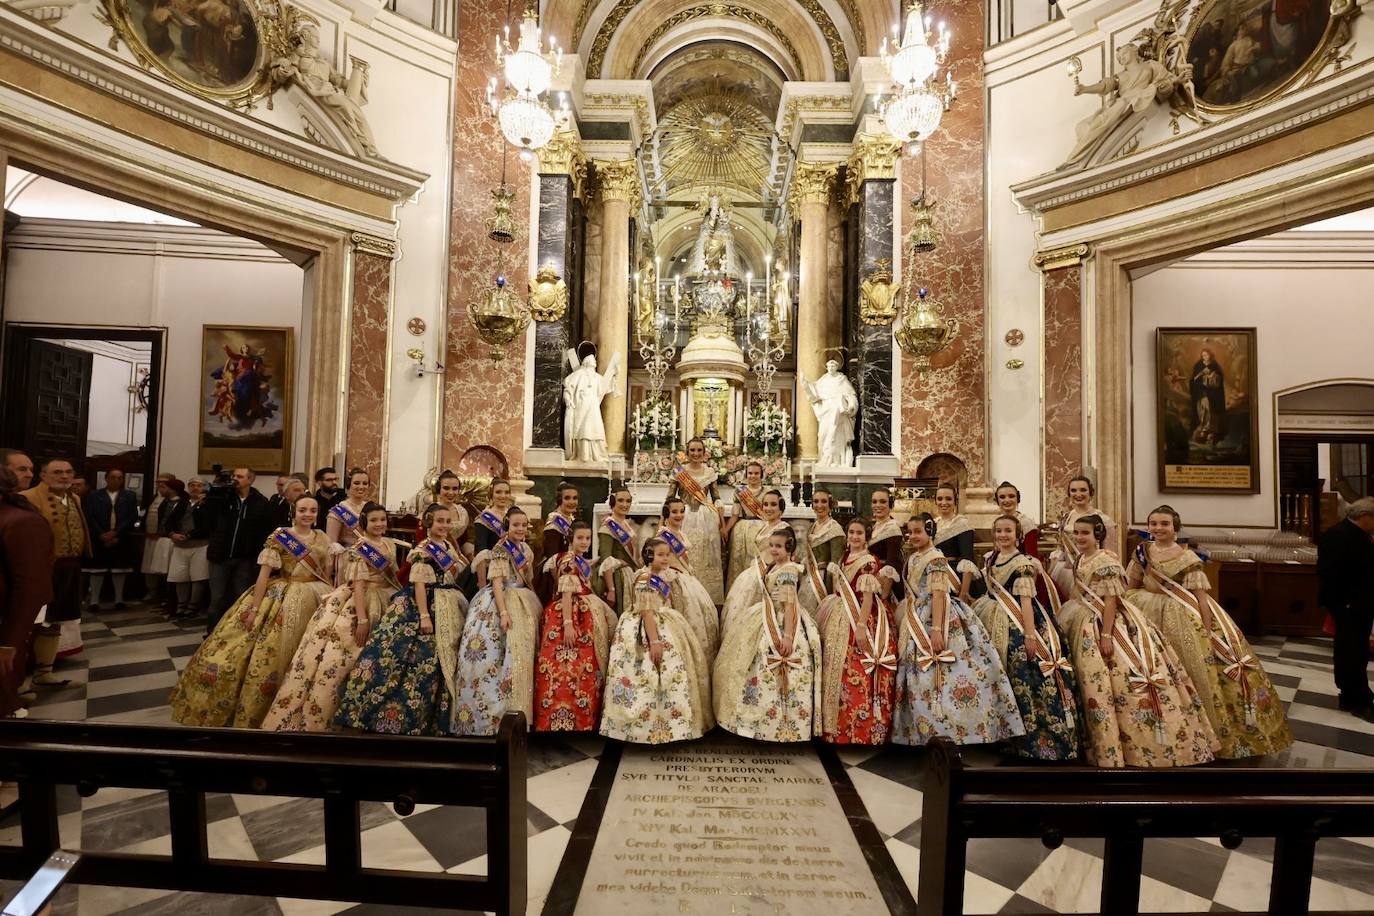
[1155,327,1260,494]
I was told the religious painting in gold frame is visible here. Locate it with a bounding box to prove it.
[1156,327,1260,494]
[198,325,293,473]
[96,0,290,108]
[1185,0,1358,115]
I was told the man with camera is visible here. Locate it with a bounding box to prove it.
[203,466,274,631]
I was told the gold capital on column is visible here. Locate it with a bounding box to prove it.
[844,133,902,206]
[1033,243,1090,271]
[595,158,643,210]
[538,129,589,201]
[787,161,837,211]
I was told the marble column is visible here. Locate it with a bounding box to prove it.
[789,162,837,463]
[850,179,896,457]
[594,159,640,458]
[345,238,394,487]
[1037,245,1089,521]
[531,130,587,451]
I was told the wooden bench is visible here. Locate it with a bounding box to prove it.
[0,714,526,914]
[917,737,1374,916]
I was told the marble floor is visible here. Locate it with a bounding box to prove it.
[3,603,1374,914]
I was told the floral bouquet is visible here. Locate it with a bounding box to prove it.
[743,399,793,455]
[629,396,678,453]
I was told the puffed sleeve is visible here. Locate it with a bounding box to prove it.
[855,573,882,595]
[1012,570,1037,598]
[1125,556,1144,582]
[486,550,514,582]
[408,553,437,584]
[1180,561,1210,591]
[1090,562,1126,596]
[955,558,982,580]
[927,561,952,593]
[342,552,367,583]
[775,570,799,605]
[257,533,284,569]
[633,578,661,612]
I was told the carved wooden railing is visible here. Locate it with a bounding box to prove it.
[0,714,526,915]
[918,737,1374,916]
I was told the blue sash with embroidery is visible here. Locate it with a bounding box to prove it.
[501,539,527,567]
[660,528,687,557]
[606,518,632,548]
[423,539,463,573]
[549,513,572,537]
[573,554,591,580]
[477,509,505,535]
[355,540,390,572]
[273,528,308,559]
[330,503,359,529]
[647,573,671,599]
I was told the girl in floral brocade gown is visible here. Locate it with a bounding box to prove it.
[799,488,845,614]
[666,438,725,605]
[1126,506,1292,759]
[335,503,469,735]
[714,529,823,742]
[451,508,542,736]
[1054,515,1218,767]
[593,486,639,618]
[171,497,334,728]
[816,518,899,745]
[892,515,1024,747]
[467,478,512,597]
[263,503,404,732]
[600,539,713,744]
[324,468,372,583]
[724,461,770,591]
[974,516,1081,761]
[933,484,983,603]
[659,497,720,655]
[1049,475,1118,600]
[535,521,615,732]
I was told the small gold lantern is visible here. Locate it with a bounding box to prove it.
[908,194,939,253]
[486,186,517,244]
[469,274,530,360]
[894,287,957,375]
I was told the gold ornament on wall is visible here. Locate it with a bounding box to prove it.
[859,260,898,326]
[95,0,297,109]
[486,186,517,244]
[894,287,957,375]
[528,265,569,322]
[469,275,530,361]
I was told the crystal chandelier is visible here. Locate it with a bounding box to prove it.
[487,6,563,158]
[879,1,957,148]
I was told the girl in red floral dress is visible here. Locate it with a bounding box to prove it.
[534,521,614,731]
[816,518,899,745]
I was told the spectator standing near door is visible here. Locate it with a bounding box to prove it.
[204,467,274,630]
[1318,497,1374,721]
[84,468,140,610]
[0,466,53,716]
[20,457,89,684]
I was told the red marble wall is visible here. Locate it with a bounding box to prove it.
[442,0,532,474]
[1043,264,1083,521]
[344,249,391,486]
[899,0,986,482]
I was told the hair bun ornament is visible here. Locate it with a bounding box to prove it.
[924,516,937,539]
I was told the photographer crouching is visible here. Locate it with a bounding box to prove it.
[203,466,274,632]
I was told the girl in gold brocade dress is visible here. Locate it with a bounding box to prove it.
[724,462,769,590]
[262,504,404,732]
[714,528,823,742]
[800,488,845,615]
[600,539,713,744]
[1126,506,1292,759]
[666,438,725,605]
[816,518,899,745]
[659,497,720,654]
[1049,475,1118,599]
[1055,515,1218,767]
[170,497,334,728]
[324,468,371,582]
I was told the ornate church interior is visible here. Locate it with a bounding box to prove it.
[1,0,1373,913]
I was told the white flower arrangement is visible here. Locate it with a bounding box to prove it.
[630,397,678,451]
[744,400,793,453]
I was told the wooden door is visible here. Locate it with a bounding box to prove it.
[23,339,92,467]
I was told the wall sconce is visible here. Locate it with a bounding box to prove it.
[406,347,445,378]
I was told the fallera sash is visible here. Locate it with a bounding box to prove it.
[423,539,466,574]
[477,509,505,535]
[903,554,957,682]
[834,563,896,708]
[548,513,572,538]
[354,539,402,591]
[1075,567,1170,737]
[605,517,633,548]
[985,563,1075,728]
[497,539,533,589]
[759,567,802,680]
[647,572,672,599]
[801,535,826,601]
[1140,547,1259,723]
[573,554,591,581]
[672,466,717,514]
[660,527,688,560]
[274,528,333,586]
[736,486,766,519]
[330,503,360,530]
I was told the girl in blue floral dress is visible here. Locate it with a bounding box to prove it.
[974,515,1081,760]
[892,514,1024,747]
[451,507,541,736]
[335,503,469,735]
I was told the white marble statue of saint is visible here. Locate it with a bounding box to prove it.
[563,341,622,462]
[800,359,858,468]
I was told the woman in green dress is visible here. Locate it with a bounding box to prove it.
[1126,505,1292,759]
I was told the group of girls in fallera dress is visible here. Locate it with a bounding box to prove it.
[168,455,1292,765]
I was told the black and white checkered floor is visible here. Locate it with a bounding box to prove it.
[4,603,1374,914]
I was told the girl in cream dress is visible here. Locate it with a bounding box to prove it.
[713,528,823,742]
[263,503,404,732]
[666,438,725,604]
[1126,505,1292,759]
[659,497,720,654]
[1049,474,1118,599]
[723,462,768,590]
[816,518,899,745]
[450,508,543,736]
[601,539,713,744]
[1054,514,1217,767]
[799,488,845,615]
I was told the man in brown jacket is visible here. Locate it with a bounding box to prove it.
[0,466,53,716]
[20,457,90,687]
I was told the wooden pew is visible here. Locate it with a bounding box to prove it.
[0,714,527,915]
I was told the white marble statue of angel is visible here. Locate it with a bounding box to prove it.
[1061,43,1179,169]
[270,20,378,157]
[563,340,621,462]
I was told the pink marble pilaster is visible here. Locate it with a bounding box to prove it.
[899,0,986,482]
[344,249,391,486]
[1042,264,1083,521]
[441,0,532,473]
